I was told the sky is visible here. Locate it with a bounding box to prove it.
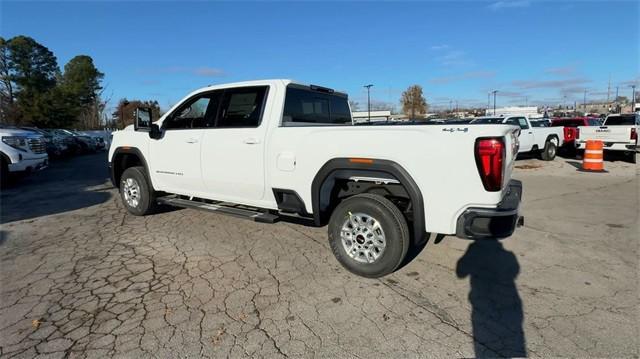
[1,0,639,112]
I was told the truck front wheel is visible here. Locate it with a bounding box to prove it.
[328,193,410,278]
[120,166,157,216]
[540,139,557,161]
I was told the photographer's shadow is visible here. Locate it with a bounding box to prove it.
[456,239,526,358]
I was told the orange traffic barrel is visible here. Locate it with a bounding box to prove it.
[581,140,606,172]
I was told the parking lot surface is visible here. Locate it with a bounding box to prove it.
[0,153,637,358]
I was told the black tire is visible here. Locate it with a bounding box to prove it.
[627,151,637,164]
[119,166,157,216]
[540,140,557,161]
[328,193,410,278]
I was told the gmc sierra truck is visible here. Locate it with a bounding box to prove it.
[471,115,564,160]
[108,79,523,278]
[576,113,638,163]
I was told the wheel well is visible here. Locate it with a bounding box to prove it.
[112,152,143,188]
[311,159,426,245]
[546,134,559,144]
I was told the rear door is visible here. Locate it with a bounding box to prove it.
[200,86,270,202]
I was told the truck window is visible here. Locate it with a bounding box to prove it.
[216,86,268,128]
[282,86,352,125]
[506,117,529,130]
[604,115,636,126]
[164,92,221,129]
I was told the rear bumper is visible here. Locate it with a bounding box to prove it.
[455,179,523,239]
[576,141,638,151]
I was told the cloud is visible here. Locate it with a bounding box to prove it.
[619,76,640,86]
[488,0,530,11]
[544,65,576,76]
[429,71,496,84]
[437,50,471,66]
[512,77,591,89]
[194,67,225,77]
[430,44,450,51]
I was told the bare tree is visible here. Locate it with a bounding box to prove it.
[401,85,428,119]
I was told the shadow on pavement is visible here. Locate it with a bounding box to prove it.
[0,153,111,224]
[456,239,526,358]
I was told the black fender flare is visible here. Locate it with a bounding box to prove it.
[311,158,426,244]
[110,147,153,189]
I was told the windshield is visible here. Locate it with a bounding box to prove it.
[472,117,504,124]
[605,115,637,126]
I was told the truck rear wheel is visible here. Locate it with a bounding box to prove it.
[120,166,157,216]
[328,193,410,278]
[540,139,557,161]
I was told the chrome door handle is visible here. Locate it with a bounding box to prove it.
[243,138,260,144]
[186,138,198,144]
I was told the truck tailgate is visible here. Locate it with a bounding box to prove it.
[578,126,631,143]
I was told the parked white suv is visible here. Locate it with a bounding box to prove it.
[0,126,49,186]
[109,79,523,277]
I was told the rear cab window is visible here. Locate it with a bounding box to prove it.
[604,115,637,126]
[282,85,352,126]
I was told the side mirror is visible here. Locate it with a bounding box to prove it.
[134,107,152,131]
[149,124,161,139]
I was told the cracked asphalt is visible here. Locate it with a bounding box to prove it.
[0,153,637,358]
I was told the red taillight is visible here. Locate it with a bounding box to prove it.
[475,138,505,192]
[631,128,637,142]
[564,127,574,141]
[575,128,580,139]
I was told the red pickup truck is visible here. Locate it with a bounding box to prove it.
[550,117,601,147]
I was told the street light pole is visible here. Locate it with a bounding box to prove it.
[491,90,498,115]
[364,84,373,122]
[583,89,587,112]
[632,85,636,112]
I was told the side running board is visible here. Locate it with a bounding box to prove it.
[157,196,279,223]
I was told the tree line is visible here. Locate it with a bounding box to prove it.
[0,35,106,129]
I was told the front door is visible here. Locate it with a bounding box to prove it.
[507,117,534,152]
[149,93,217,195]
[200,86,270,203]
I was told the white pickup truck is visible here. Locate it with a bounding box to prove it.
[0,126,49,186]
[576,113,638,163]
[471,115,563,160]
[108,79,523,277]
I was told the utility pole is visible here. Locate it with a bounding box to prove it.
[487,92,490,110]
[364,84,373,122]
[632,85,636,113]
[607,74,611,103]
[455,100,459,118]
[583,89,587,112]
[491,90,498,115]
